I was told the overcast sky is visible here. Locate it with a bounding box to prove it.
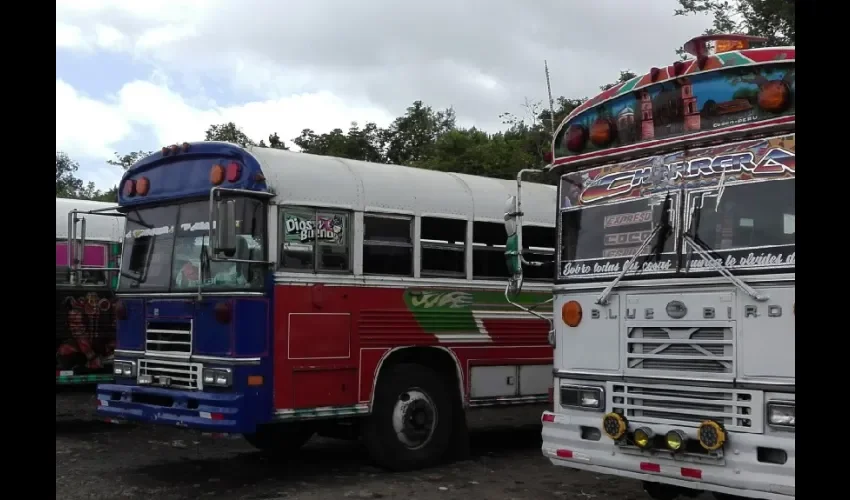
[56,0,712,189]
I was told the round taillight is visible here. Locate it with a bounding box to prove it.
[758,81,791,113]
[170,144,180,154]
[226,162,242,182]
[115,301,128,321]
[122,179,136,197]
[182,142,191,152]
[210,164,225,185]
[214,302,233,324]
[161,146,170,156]
[136,177,150,196]
[561,300,583,327]
[590,118,617,147]
[564,125,588,153]
[673,61,685,76]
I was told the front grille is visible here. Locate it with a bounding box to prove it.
[609,382,763,433]
[626,326,733,376]
[138,358,203,390]
[145,320,192,356]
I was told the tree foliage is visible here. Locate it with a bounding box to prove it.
[674,0,795,55]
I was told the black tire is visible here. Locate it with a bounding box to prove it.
[642,482,682,500]
[363,363,455,471]
[242,422,314,455]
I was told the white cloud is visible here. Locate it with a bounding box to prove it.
[56,78,395,189]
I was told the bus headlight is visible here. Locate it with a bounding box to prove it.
[202,368,232,387]
[113,361,135,378]
[559,383,603,411]
[767,402,795,428]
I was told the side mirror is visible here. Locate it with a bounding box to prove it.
[503,195,522,295]
[214,199,237,257]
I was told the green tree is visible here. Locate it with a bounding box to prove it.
[293,122,385,163]
[205,122,256,147]
[57,152,84,198]
[258,132,290,150]
[674,0,795,51]
[107,150,153,171]
[382,101,456,166]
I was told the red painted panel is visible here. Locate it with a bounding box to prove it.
[292,368,358,408]
[288,313,351,359]
[359,348,391,403]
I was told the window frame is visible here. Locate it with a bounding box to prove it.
[362,213,414,277]
[471,220,511,281]
[682,176,795,275]
[556,190,681,282]
[419,216,467,279]
[278,205,353,274]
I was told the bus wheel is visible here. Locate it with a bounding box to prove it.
[242,422,314,455]
[364,363,454,471]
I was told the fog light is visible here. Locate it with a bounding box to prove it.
[602,412,628,440]
[633,427,653,449]
[138,374,153,385]
[697,420,726,451]
[113,361,135,378]
[666,430,686,451]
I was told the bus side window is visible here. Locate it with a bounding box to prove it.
[280,207,317,271]
[420,217,466,278]
[472,221,509,280]
[523,225,555,282]
[315,211,350,272]
[363,215,413,276]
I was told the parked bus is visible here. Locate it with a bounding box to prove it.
[86,143,556,470]
[56,198,124,385]
[516,34,794,499]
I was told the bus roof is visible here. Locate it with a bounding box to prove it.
[550,38,795,173]
[249,147,556,227]
[121,143,556,228]
[56,198,125,242]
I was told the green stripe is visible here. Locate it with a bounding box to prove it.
[56,374,114,385]
[717,52,751,67]
[616,76,640,95]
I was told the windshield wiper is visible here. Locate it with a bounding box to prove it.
[595,193,672,305]
[683,195,768,302]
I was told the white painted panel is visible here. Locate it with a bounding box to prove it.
[739,285,795,381]
[518,364,552,396]
[470,365,517,398]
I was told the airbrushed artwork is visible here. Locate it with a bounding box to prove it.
[554,58,795,161]
[559,134,795,279]
[56,291,117,374]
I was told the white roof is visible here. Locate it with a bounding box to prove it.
[247,147,556,227]
[56,198,125,242]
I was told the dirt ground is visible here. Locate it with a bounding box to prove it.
[56,388,693,500]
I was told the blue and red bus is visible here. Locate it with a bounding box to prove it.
[88,143,557,470]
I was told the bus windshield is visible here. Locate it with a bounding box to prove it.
[558,174,676,280]
[118,198,267,292]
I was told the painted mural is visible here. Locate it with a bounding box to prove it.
[56,290,117,376]
[554,62,795,160]
[557,134,795,280]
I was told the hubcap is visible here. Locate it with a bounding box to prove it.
[391,388,437,450]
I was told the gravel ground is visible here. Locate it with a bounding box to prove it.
[57,388,668,500]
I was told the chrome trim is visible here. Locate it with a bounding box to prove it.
[192,355,262,366]
[553,370,795,392]
[468,395,549,408]
[553,273,794,291]
[114,349,144,357]
[116,292,265,298]
[274,404,370,421]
